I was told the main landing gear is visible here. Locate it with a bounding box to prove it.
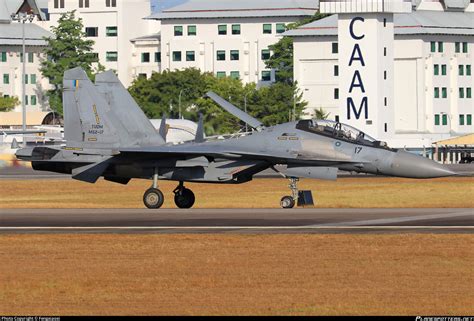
[280,178,299,209]
[143,169,196,209]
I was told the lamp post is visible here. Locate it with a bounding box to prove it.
[178,89,188,119]
[11,12,35,144]
[244,90,256,133]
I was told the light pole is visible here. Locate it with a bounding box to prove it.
[178,89,188,119]
[244,90,256,133]
[11,12,35,143]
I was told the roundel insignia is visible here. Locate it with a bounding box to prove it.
[335,141,342,147]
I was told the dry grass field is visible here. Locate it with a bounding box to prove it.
[0,234,473,315]
[1,176,473,208]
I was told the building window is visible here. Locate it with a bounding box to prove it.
[230,50,239,61]
[442,114,448,126]
[188,25,197,36]
[441,64,447,76]
[106,0,117,7]
[85,27,98,37]
[155,52,161,63]
[455,42,461,53]
[174,26,183,36]
[216,72,226,79]
[230,71,240,80]
[384,97,387,106]
[459,87,465,99]
[434,114,440,126]
[459,65,464,76]
[442,87,447,98]
[0,52,6,62]
[28,52,34,63]
[262,70,271,81]
[138,73,147,79]
[106,26,118,37]
[334,65,339,76]
[384,70,387,80]
[467,114,472,125]
[263,24,272,34]
[218,25,227,35]
[261,49,271,60]
[30,74,36,84]
[430,41,436,53]
[3,74,9,84]
[24,75,28,84]
[334,88,339,100]
[332,43,338,54]
[172,51,182,62]
[232,24,241,35]
[438,42,443,53]
[106,51,118,62]
[467,88,472,99]
[216,50,226,61]
[434,87,440,98]
[434,64,439,76]
[459,114,465,125]
[24,95,28,105]
[276,23,286,34]
[31,95,37,106]
[384,123,387,132]
[54,0,64,8]
[462,42,468,53]
[186,51,195,61]
[384,47,387,56]
[79,0,89,8]
[141,53,150,63]
[466,65,471,76]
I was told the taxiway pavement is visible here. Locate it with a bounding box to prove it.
[0,208,472,234]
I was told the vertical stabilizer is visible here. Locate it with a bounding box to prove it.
[63,67,127,150]
[95,70,165,147]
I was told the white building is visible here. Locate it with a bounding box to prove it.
[130,32,161,80]
[148,0,318,85]
[45,0,159,87]
[0,0,52,114]
[285,0,474,149]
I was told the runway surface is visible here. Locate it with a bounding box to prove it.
[0,208,473,234]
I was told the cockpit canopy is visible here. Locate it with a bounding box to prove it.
[296,119,389,148]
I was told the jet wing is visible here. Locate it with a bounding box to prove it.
[119,144,296,162]
[205,91,264,131]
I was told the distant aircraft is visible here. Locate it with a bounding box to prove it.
[16,68,455,209]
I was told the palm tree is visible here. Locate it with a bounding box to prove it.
[314,107,330,120]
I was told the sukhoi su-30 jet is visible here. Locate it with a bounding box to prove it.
[16,68,455,209]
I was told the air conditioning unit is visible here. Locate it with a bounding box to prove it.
[244,50,249,54]
[132,53,137,56]
[244,71,249,75]
[200,51,205,55]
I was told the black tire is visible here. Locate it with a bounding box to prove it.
[143,188,164,209]
[174,188,195,209]
[280,196,295,209]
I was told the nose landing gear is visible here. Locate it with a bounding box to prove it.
[280,177,299,209]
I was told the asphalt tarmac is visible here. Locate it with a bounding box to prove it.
[0,208,472,234]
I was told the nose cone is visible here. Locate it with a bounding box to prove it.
[387,151,456,178]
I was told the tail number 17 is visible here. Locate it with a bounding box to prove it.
[355,147,363,154]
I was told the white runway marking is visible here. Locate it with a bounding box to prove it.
[1,226,473,231]
[312,211,474,227]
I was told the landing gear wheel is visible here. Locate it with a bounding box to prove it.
[174,188,195,209]
[143,188,164,209]
[280,196,295,209]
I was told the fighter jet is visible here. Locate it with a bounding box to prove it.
[16,68,455,209]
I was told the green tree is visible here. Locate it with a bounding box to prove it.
[40,11,103,114]
[0,96,20,112]
[265,13,327,84]
[314,107,330,120]
[128,68,308,135]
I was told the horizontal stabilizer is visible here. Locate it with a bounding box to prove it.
[72,158,112,183]
[206,91,264,131]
